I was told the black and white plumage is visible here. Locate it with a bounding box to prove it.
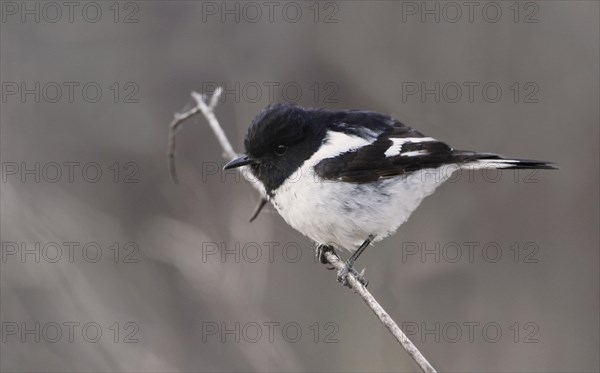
[224,104,556,283]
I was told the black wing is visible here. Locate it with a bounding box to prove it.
[314,111,469,183]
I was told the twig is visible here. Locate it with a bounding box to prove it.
[167,96,200,184]
[168,88,246,183]
[167,89,437,373]
[324,251,436,373]
[167,88,269,220]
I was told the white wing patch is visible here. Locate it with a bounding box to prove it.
[305,130,372,167]
[384,137,436,157]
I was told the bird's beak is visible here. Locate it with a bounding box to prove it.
[223,154,257,170]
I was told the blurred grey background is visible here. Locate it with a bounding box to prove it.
[1,1,598,372]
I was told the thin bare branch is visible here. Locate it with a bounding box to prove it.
[167,88,265,198]
[167,104,200,183]
[190,88,237,161]
[324,251,437,373]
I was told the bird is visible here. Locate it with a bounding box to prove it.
[224,103,557,286]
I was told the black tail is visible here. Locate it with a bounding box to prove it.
[453,150,559,170]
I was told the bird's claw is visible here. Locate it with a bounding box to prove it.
[317,245,369,286]
[316,245,336,269]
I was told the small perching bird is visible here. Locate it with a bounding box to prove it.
[224,104,557,285]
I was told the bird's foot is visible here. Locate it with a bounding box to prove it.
[316,245,336,270]
[337,262,368,288]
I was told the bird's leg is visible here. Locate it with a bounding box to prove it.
[337,235,375,287]
[316,244,336,270]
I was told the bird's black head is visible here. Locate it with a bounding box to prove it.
[224,103,328,194]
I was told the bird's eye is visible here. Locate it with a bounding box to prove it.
[274,145,287,156]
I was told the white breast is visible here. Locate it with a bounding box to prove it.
[270,132,453,252]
